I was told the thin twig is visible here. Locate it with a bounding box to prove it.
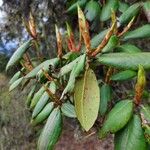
[42,83,61,105]
[41,68,64,91]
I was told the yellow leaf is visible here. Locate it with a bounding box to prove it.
[74,68,100,131]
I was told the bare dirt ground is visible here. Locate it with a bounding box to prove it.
[0,73,113,150]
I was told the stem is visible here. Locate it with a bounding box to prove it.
[32,39,43,61]
[42,84,61,105]
[42,68,64,91]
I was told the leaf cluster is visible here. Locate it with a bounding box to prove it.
[6,1,150,149]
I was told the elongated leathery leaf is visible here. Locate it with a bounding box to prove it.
[115,44,141,53]
[25,58,59,78]
[74,68,100,131]
[118,1,129,13]
[99,100,133,138]
[66,0,87,14]
[91,29,108,49]
[61,102,76,118]
[102,35,119,53]
[38,107,62,150]
[111,70,137,81]
[26,85,36,107]
[99,84,112,116]
[59,55,81,77]
[61,64,77,99]
[6,40,31,71]
[9,77,24,92]
[30,86,45,109]
[119,3,140,25]
[114,115,147,150]
[32,82,56,118]
[100,0,119,21]
[143,1,150,12]
[123,24,150,40]
[32,91,50,118]
[9,71,21,85]
[49,81,57,94]
[140,105,150,123]
[61,54,86,98]
[97,52,150,70]
[31,102,54,126]
[62,51,79,61]
[84,0,101,22]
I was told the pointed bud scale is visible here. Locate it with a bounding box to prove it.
[77,5,91,53]
[28,12,37,39]
[66,22,81,52]
[55,25,63,58]
[134,65,146,105]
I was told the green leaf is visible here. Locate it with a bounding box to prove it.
[61,54,86,98]
[99,84,112,116]
[26,85,36,107]
[32,83,55,118]
[74,68,100,131]
[61,65,77,98]
[97,52,150,70]
[84,0,101,22]
[123,24,150,40]
[91,29,108,49]
[111,70,137,81]
[6,40,31,71]
[9,77,24,92]
[62,51,79,61]
[100,0,119,21]
[36,69,46,83]
[59,55,82,77]
[102,35,119,53]
[114,115,147,150]
[61,102,76,118]
[82,29,108,52]
[9,71,21,85]
[38,107,62,150]
[118,1,129,13]
[32,91,50,118]
[119,3,140,25]
[25,58,59,78]
[115,44,141,53]
[49,81,57,94]
[143,1,150,12]
[66,0,87,14]
[140,105,150,123]
[31,102,54,126]
[99,100,133,138]
[30,86,45,109]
